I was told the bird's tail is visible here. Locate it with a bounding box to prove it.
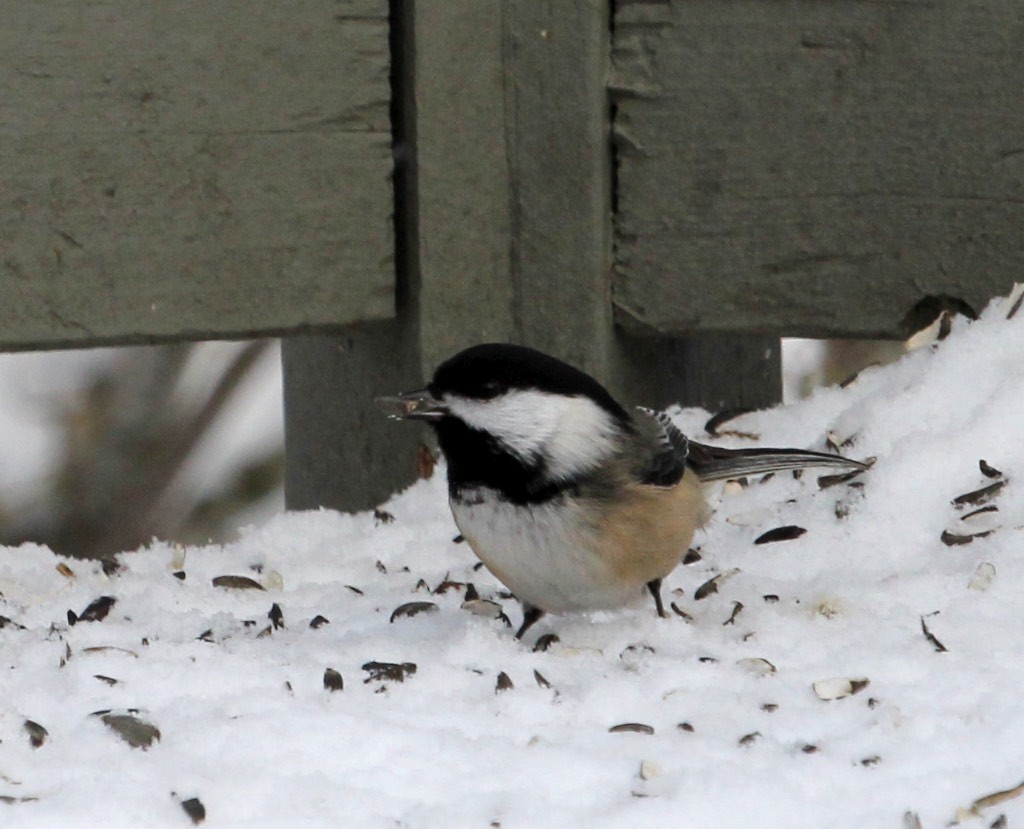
[687,441,870,482]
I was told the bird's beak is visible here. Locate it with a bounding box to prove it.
[375,389,448,421]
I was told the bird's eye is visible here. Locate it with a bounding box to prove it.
[478,380,504,399]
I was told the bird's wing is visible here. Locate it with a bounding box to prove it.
[632,408,690,487]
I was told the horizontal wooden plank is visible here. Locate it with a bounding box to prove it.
[612,0,1024,338]
[0,0,393,348]
[3,1,390,134]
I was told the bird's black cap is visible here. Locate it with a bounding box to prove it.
[430,343,632,425]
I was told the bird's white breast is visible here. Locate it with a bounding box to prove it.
[450,488,643,613]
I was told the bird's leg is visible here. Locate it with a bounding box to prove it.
[515,604,545,640]
[646,578,667,618]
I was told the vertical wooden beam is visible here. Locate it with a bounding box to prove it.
[282,323,425,512]
[500,2,614,371]
[608,0,780,411]
[283,0,424,513]
[284,0,782,513]
[618,334,781,413]
[413,0,518,368]
[502,0,780,411]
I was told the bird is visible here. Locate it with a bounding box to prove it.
[377,343,869,641]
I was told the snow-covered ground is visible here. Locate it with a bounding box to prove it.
[2,291,1024,828]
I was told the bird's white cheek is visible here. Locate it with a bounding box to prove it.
[542,402,620,480]
[445,391,620,479]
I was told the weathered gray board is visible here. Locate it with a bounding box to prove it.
[0,0,393,349]
[612,0,1024,339]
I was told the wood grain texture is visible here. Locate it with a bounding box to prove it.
[612,0,1024,338]
[1,0,393,348]
[412,0,518,371]
[412,0,622,377]
[284,1,421,513]
[413,0,778,410]
[501,0,616,373]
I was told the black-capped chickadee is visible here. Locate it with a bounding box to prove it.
[378,343,868,640]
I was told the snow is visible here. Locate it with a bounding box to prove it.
[2,293,1024,828]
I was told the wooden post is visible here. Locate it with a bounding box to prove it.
[283,0,781,512]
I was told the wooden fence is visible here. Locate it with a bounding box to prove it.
[2,1,1018,509]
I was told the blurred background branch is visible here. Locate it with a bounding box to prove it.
[0,341,284,560]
